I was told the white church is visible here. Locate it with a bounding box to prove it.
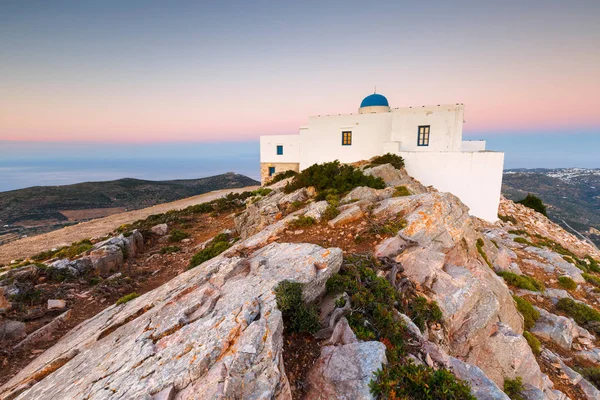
[259,93,504,222]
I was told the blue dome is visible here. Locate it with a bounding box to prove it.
[360,93,389,108]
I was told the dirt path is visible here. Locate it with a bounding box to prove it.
[0,186,258,264]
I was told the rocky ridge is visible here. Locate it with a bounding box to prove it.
[1,161,600,399]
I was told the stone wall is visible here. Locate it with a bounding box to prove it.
[260,162,299,185]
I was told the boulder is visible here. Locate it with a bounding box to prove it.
[9,265,40,283]
[542,350,600,400]
[530,307,594,350]
[0,242,342,400]
[328,205,363,228]
[304,341,387,400]
[0,319,26,343]
[151,223,168,236]
[342,186,380,204]
[88,245,124,276]
[303,200,329,221]
[46,259,79,279]
[278,188,308,205]
[447,358,510,400]
[47,299,66,310]
[363,164,427,194]
[328,317,358,345]
[373,236,415,258]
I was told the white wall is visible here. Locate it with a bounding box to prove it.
[462,140,486,151]
[397,151,505,222]
[391,104,464,152]
[299,113,392,169]
[260,134,300,163]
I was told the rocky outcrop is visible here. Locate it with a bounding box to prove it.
[531,307,595,351]
[363,164,428,194]
[0,241,342,400]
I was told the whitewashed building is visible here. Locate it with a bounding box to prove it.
[260,93,504,221]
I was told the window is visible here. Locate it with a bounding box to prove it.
[276,145,283,155]
[268,166,276,176]
[342,131,352,146]
[418,125,430,146]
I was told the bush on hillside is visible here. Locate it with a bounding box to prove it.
[579,367,600,390]
[504,377,526,400]
[523,331,541,355]
[116,292,139,305]
[267,170,297,185]
[288,215,316,229]
[583,273,600,287]
[188,233,232,269]
[168,229,190,242]
[512,295,540,330]
[274,280,320,333]
[393,185,411,197]
[516,194,547,216]
[476,238,492,268]
[558,276,578,290]
[498,271,544,292]
[556,298,600,334]
[368,153,405,170]
[284,160,385,197]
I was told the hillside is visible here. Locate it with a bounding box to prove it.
[2,160,600,399]
[0,173,259,244]
[503,168,600,246]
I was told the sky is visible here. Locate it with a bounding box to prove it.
[0,0,599,188]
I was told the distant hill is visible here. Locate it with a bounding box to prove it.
[502,168,600,246]
[0,173,259,243]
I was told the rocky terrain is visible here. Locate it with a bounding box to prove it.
[1,160,600,399]
[0,172,259,246]
[503,168,600,247]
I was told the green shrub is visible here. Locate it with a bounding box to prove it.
[476,238,492,268]
[583,273,600,287]
[88,276,103,286]
[116,292,139,305]
[578,367,600,390]
[273,280,320,333]
[558,276,578,290]
[188,234,232,269]
[556,298,600,333]
[406,296,443,332]
[369,153,405,170]
[322,204,341,221]
[513,237,538,247]
[251,187,273,197]
[168,229,190,243]
[284,160,385,196]
[9,288,42,306]
[267,170,298,185]
[498,214,518,224]
[393,186,411,197]
[288,215,316,229]
[498,271,544,292]
[160,245,181,254]
[369,217,407,236]
[508,229,528,236]
[504,377,525,400]
[523,331,541,355]
[512,296,540,330]
[586,256,600,273]
[516,194,547,216]
[370,361,475,400]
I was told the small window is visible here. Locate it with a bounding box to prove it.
[342,131,352,146]
[418,125,430,146]
[268,166,276,177]
[276,145,283,155]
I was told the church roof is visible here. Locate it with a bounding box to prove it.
[360,93,389,108]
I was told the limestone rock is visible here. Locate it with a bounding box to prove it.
[0,318,26,343]
[373,236,415,259]
[14,310,72,349]
[0,242,342,400]
[542,350,600,400]
[447,358,510,400]
[531,307,594,351]
[278,188,308,205]
[303,200,329,221]
[9,265,40,283]
[328,317,358,345]
[328,205,363,227]
[47,299,66,310]
[151,223,168,236]
[304,341,387,400]
[342,186,380,204]
[363,164,427,194]
[88,245,124,276]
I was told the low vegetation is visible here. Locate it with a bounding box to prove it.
[578,367,600,390]
[476,238,492,268]
[267,170,297,185]
[558,276,578,290]
[523,331,541,356]
[273,280,320,333]
[250,187,272,197]
[512,295,540,330]
[325,255,471,399]
[188,233,232,269]
[32,239,94,261]
[368,153,406,170]
[503,377,526,400]
[160,245,181,254]
[116,292,139,305]
[516,193,548,216]
[513,237,538,247]
[583,273,600,287]
[498,213,518,224]
[393,185,411,197]
[288,215,316,229]
[368,217,407,236]
[498,271,545,292]
[556,298,600,334]
[284,160,385,198]
[168,229,190,242]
